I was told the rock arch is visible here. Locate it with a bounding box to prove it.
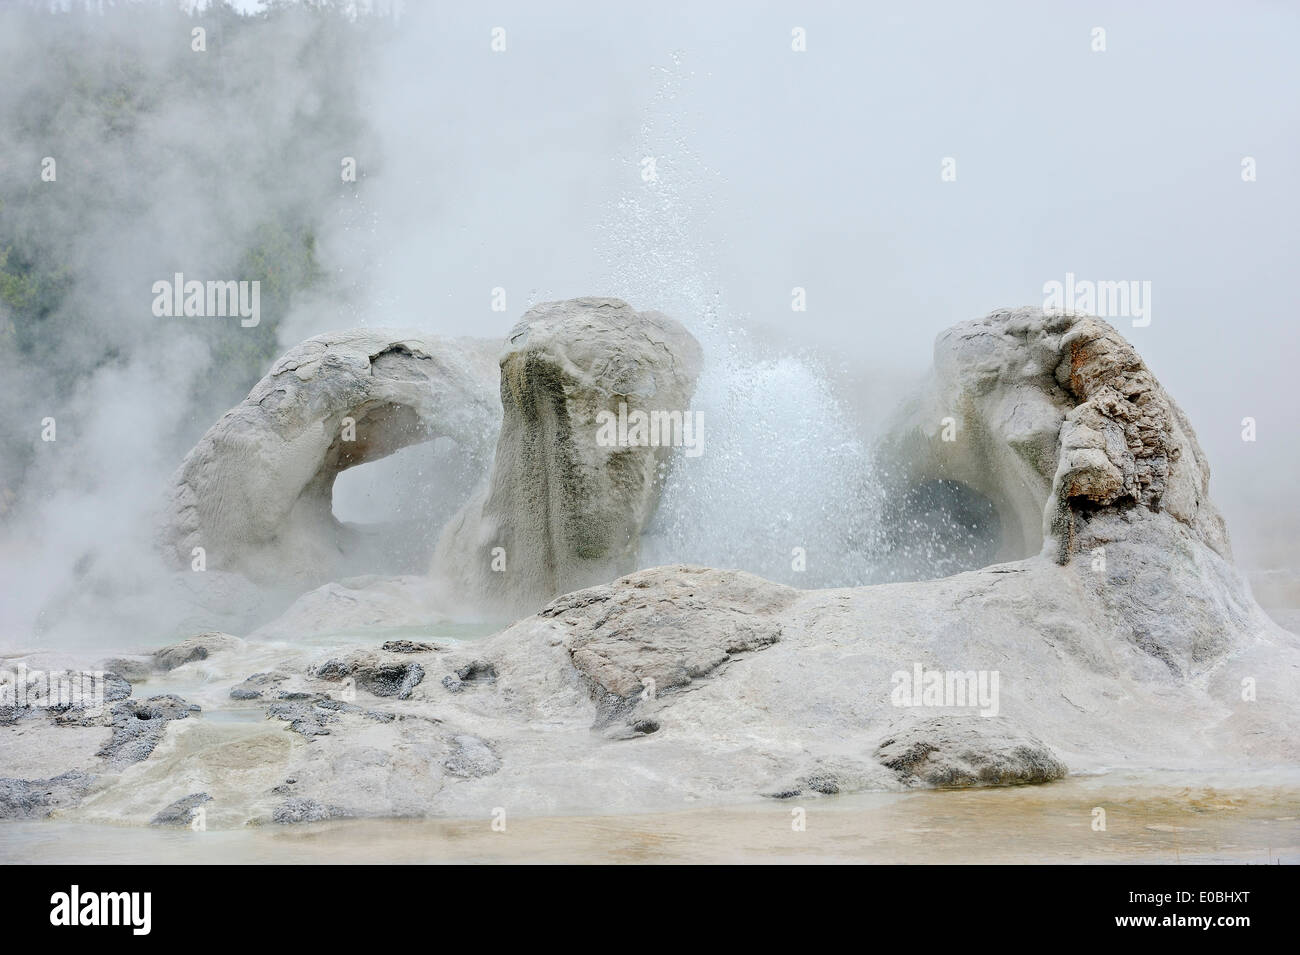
[161,329,501,590]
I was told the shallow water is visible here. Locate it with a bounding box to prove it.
[4,774,1297,864]
[6,626,1297,863]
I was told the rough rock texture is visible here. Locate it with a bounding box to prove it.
[98,695,200,770]
[160,329,501,590]
[5,305,1296,827]
[10,536,1295,824]
[440,660,496,693]
[272,797,350,824]
[267,699,337,737]
[1047,313,1228,562]
[149,792,211,827]
[309,651,425,699]
[433,298,702,616]
[154,632,243,672]
[382,639,442,654]
[443,735,501,778]
[879,307,1229,569]
[229,671,288,700]
[543,568,796,709]
[0,771,94,819]
[0,670,128,724]
[874,716,1067,788]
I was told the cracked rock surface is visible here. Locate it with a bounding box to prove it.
[98,695,201,769]
[160,330,501,591]
[3,305,1296,827]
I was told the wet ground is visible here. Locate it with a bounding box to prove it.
[3,772,1296,864]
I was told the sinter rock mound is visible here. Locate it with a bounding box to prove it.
[160,329,501,591]
[877,307,1228,574]
[156,298,701,628]
[433,297,702,616]
[9,305,1296,826]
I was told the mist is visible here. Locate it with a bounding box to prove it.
[1,0,1297,649]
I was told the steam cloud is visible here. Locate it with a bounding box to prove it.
[1,0,1296,648]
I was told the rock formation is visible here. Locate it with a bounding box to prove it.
[432,297,702,616]
[157,299,702,622]
[160,329,501,591]
[877,307,1229,570]
[4,306,1296,827]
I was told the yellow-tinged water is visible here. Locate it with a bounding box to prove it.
[2,774,1296,864]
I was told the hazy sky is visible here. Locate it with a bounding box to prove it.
[322,0,1298,563]
[3,0,1297,646]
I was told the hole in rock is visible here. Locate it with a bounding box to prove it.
[331,436,481,576]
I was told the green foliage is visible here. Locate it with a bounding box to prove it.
[199,221,325,410]
[0,245,73,329]
[0,0,384,492]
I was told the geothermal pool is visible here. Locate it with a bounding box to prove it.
[3,773,1296,865]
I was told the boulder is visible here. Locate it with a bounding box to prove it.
[874,716,1068,788]
[309,650,426,700]
[228,671,288,700]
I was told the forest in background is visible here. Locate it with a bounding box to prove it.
[0,1,387,520]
